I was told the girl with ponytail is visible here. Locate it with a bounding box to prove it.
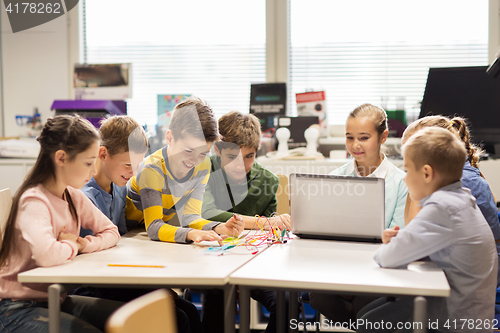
[0,115,122,333]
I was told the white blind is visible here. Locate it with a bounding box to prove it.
[83,0,266,127]
[289,0,489,125]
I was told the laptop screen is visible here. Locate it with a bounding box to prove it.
[290,174,385,242]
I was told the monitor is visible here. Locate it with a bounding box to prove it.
[420,66,500,155]
[74,63,132,100]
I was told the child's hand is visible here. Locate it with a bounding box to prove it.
[76,237,89,253]
[58,231,82,250]
[382,226,400,244]
[268,214,291,230]
[215,217,245,238]
[187,229,226,246]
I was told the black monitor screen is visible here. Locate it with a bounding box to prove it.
[420,66,500,155]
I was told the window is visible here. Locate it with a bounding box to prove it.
[83,0,266,127]
[289,0,488,125]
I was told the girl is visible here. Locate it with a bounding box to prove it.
[309,103,408,324]
[0,115,122,333]
[401,115,500,285]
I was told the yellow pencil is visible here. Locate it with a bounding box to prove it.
[108,264,164,268]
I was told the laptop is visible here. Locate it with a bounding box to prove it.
[290,173,385,243]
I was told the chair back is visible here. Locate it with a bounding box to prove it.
[0,188,12,240]
[106,289,177,333]
[276,175,289,215]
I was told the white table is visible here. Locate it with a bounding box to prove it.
[230,238,450,333]
[18,229,260,333]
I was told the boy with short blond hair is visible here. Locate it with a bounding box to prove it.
[81,115,148,236]
[126,97,243,244]
[358,127,497,333]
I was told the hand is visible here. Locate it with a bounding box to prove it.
[215,216,245,238]
[382,226,400,244]
[187,229,226,246]
[58,231,80,250]
[76,237,89,253]
[268,214,291,230]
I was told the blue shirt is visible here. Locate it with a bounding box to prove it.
[80,177,128,236]
[330,156,407,229]
[462,160,500,287]
[374,181,497,331]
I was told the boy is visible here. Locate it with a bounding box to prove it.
[126,97,243,243]
[359,127,497,332]
[81,115,148,236]
[201,111,291,333]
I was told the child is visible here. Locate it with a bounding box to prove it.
[73,115,197,333]
[80,115,148,237]
[126,96,243,243]
[0,115,122,333]
[357,127,497,332]
[310,103,407,323]
[201,111,291,333]
[401,115,500,286]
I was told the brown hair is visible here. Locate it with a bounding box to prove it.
[402,127,466,183]
[402,115,482,168]
[0,115,99,267]
[169,96,218,143]
[348,103,388,137]
[99,115,148,156]
[216,111,261,151]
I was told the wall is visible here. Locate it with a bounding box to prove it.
[0,2,79,137]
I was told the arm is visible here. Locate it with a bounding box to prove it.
[387,177,408,229]
[18,198,78,267]
[374,203,454,268]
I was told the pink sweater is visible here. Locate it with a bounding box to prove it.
[0,184,120,301]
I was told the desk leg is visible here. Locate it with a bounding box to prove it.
[49,284,64,333]
[288,291,298,333]
[224,284,236,333]
[277,290,286,333]
[239,286,250,333]
[413,296,427,333]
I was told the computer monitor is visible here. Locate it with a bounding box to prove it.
[420,66,500,155]
[74,63,132,100]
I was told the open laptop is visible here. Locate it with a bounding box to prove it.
[290,173,385,243]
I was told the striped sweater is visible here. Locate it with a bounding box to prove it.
[126,147,220,243]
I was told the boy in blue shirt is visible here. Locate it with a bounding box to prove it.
[80,116,148,236]
[358,127,497,333]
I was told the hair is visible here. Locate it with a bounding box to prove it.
[0,115,99,267]
[99,115,149,156]
[215,111,261,151]
[402,115,483,168]
[169,96,218,143]
[402,127,466,184]
[348,103,388,137]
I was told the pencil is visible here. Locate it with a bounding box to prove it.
[108,264,164,268]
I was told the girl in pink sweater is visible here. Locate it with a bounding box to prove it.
[0,115,122,333]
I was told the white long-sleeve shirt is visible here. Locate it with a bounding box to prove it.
[0,184,120,302]
[374,181,497,332]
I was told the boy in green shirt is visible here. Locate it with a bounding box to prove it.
[201,111,291,333]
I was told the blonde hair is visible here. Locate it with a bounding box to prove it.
[99,116,148,156]
[348,103,388,137]
[402,127,466,183]
[216,111,261,151]
[402,115,483,168]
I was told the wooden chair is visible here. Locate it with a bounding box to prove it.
[106,289,177,333]
[276,175,289,215]
[0,188,12,240]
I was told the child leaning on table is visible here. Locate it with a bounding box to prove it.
[201,111,291,333]
[80,115,148,237]
[357,127,497,333]
[309,103,408,324]
[125,96,244,243]
[0,115,123,333]
[401,115,500,287]
[71,115,198,333]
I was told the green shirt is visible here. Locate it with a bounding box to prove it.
[202,155,279,221]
